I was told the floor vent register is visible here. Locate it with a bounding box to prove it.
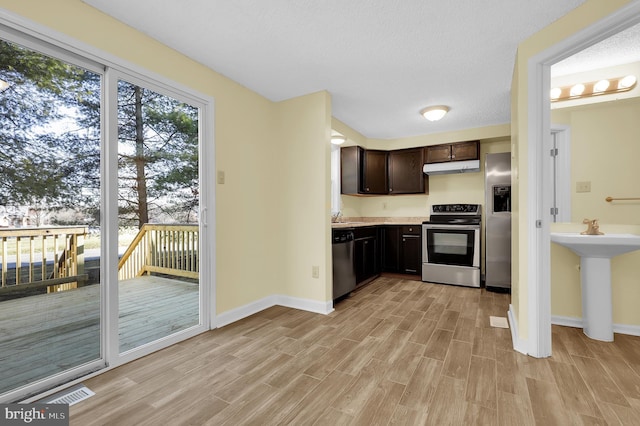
[45,384,95,406]
[489,316,509,329]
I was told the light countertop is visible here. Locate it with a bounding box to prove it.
[331,217,427,229]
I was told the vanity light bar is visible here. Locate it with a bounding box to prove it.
[550,75,637,102]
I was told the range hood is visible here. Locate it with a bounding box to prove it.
[422,159,480,175]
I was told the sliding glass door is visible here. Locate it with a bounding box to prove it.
[0,37,104,397]
[0,22,211,402]
[116,79,201,354]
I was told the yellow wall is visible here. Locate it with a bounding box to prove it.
[550,98,640,325]
[277,92,333,301]
[512,0,633,340]
[552,98,640,224]
[0,0,332,315]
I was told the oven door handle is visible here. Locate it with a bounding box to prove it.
[423,224,480,231]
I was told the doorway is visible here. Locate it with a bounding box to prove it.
[528,2,640,358]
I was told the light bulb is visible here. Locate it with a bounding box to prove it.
[550,87,562,100]
[618,75,637,89]
[593,79,610,93]
[570,83,585,97]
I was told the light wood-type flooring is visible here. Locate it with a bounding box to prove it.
[70,276,640,425]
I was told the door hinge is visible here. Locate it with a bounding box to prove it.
[536,220,542,228]
[550,148,558,157]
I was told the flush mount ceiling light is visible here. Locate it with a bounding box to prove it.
[0,79,9,92]
[550,75,637,102]
[420,105,449,121]
[331,134,346,145]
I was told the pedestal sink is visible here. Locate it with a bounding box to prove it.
[550,233,640,341]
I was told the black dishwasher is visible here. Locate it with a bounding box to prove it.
[332,229,356,301]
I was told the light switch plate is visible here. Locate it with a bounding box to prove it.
[576,181,591,193]
[217,170,225,184]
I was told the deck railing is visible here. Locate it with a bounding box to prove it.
[118,224,199,281]
[0,226,87,295]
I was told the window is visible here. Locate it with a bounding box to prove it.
[330,143,341,214]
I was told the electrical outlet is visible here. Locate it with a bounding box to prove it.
[312,265,319,279]
[576,181,591,193]
[217,170,225,184]
[383,202,387,210]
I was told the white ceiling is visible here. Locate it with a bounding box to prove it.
[552,22,640,77]
[81,0,640,140]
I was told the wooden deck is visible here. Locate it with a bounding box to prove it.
[0,275,199,395]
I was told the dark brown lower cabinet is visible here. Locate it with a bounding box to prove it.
[381,225,421,275]
[401,235,421,274]
[381,226,400,272]
[354,227,380,285]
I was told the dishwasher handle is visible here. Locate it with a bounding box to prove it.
[333,230,354,244]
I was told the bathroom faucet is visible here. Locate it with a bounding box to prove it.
[581,218,604,235]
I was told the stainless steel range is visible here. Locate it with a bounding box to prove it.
[422,204,481,288]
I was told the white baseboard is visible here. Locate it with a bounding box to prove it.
[550,315,582,329]
[508,304,528,355]
[276,295,334,315]
[551,315,640,337]
[216,295,278,328]
[215,295,334,328]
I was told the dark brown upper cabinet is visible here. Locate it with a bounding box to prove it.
[341,146,387,195]
[388,147,427,194]
[341,145,427,195]
[340,145,364,195]
[425,140,479,164]
[362,149,388,194]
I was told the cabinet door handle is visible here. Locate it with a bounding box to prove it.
[451,154,456,159]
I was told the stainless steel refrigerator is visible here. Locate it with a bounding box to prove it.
[485,152,511,291]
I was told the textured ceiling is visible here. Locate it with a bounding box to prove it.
[552,22,640,77]
[83,0,603,139]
